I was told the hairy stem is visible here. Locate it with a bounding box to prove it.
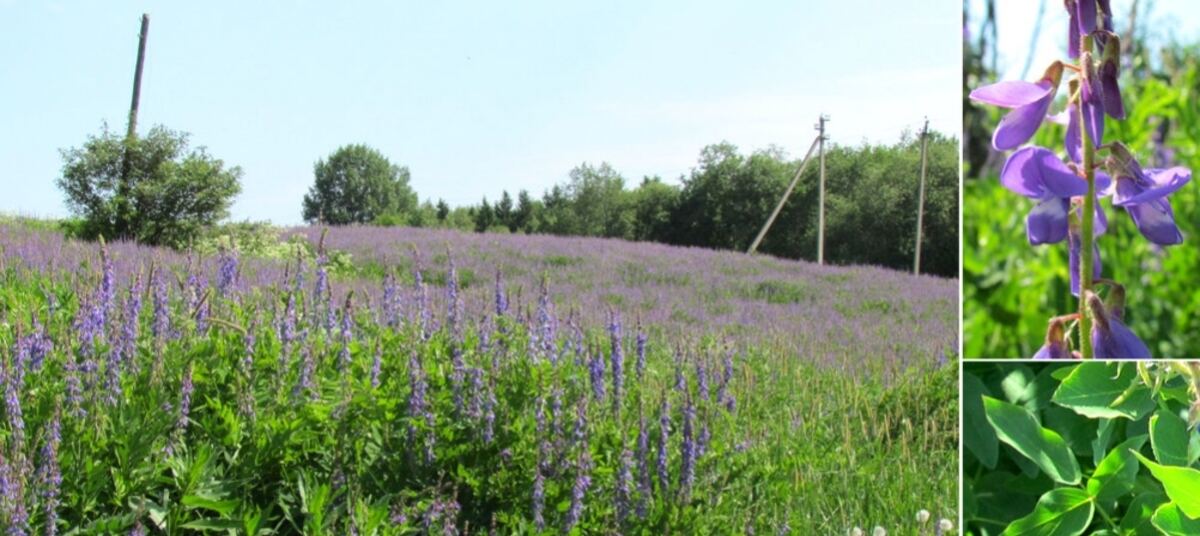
[1078,35,1098,359]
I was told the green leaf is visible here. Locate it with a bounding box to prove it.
[181,495,239,517]
[1151,503,1200,536]
[179,519,243,531]
[1001,487,1094,536]
[1091,418,1116,462]
[1132,451,1200,519]
[1120,492,1168,536]
[1051,362,1154,420]
[1086,434,1147,501]
[984,396,1081,485]
[1151,410,1191,466]
[965,372,999,468]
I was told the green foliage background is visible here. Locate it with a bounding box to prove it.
[964,46,1200,358]
[963,361,1200,536]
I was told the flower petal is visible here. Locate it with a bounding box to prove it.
[1113,166,1191,206]
[969,80,1053,108]
[1100,62,1125,119]
[1065,104,1082,163]
[1125,198,1184,245]
[1092,316,1151,359]
[993,94,1056,150]
[1000,147,1088,199]
[1027,197,1070,245]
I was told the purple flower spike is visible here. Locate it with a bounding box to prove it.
[1031,318,1072,359]
[1000,147,1089,244]
[969,62,1063,150]
[1108,144,1191,245]
[1087,291,1151,359]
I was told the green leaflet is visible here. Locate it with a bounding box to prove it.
[1086,434,1147,502]
[1002,487,1094,536]
[1151,503,1200,536]
[1051,363,1154,420]
[1150,410,1191,466]
[1132,451,1200,519]
[965,372,999,468]
[984,396,1081,485]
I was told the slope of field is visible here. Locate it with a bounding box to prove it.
[0,221,957,534]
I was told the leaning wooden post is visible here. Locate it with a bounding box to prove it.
[746,135,821,255]
[914,118,929,275]
[127,14,150,139]
[117,14,150,240]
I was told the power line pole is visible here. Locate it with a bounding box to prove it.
[914,118,930,275]
[816,114,829,265]
[746,134,821,255]
[127,14,150,139]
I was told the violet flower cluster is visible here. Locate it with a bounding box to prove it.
[969,0,1192,359]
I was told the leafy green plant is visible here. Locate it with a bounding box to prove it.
[965,361,1200,535]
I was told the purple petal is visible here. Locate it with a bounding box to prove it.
[1031,344,1067,359]
[1113,167,1191,206]
[1076,0,1097,37]
[1068,6,1081,58]
[1100,62,1125,119]
[1093,198,1108,236]
[1092,315,1151,359]
[969,80,1053,108]
[1065,104,1082,163]
[1081,89,1105,148]
[993,93,1056,150]
[1027,197,1070,245]
[1000,147,1089,198]
[1125,198,1184,245]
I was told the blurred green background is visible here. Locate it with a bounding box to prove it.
[964,2,1200,358]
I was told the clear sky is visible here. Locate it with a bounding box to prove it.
[966,0,1200,82]
[1,1,961,224]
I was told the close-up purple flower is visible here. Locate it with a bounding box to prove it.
[1031,318,1071,360]
[1086,291,1150,359]
[969,62,1063,150]
[999,147,1095,245]
[1107,144,1191,245]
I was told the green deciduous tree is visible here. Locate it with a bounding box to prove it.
[57,124,242,247]
[302,144,417,225]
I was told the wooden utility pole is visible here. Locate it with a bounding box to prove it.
[746,135,821,255]
[816,114,829,265]
[914,119,929,275]
[127,14,150,139]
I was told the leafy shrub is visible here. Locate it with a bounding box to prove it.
[57,124,242,247]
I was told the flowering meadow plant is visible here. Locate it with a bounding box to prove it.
[968,0,1192,359]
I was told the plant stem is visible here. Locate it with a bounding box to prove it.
[1079,34,1097,359]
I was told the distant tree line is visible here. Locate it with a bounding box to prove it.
[57,128,956,277]
[350,134,958,277]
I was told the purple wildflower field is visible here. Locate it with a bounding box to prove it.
[0,219,958,533]
[286,225,958,371]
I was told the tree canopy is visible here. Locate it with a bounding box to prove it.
[302,144,417,225]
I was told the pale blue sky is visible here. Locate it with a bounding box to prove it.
[2,1,960,224]
[966,0,1200,82]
